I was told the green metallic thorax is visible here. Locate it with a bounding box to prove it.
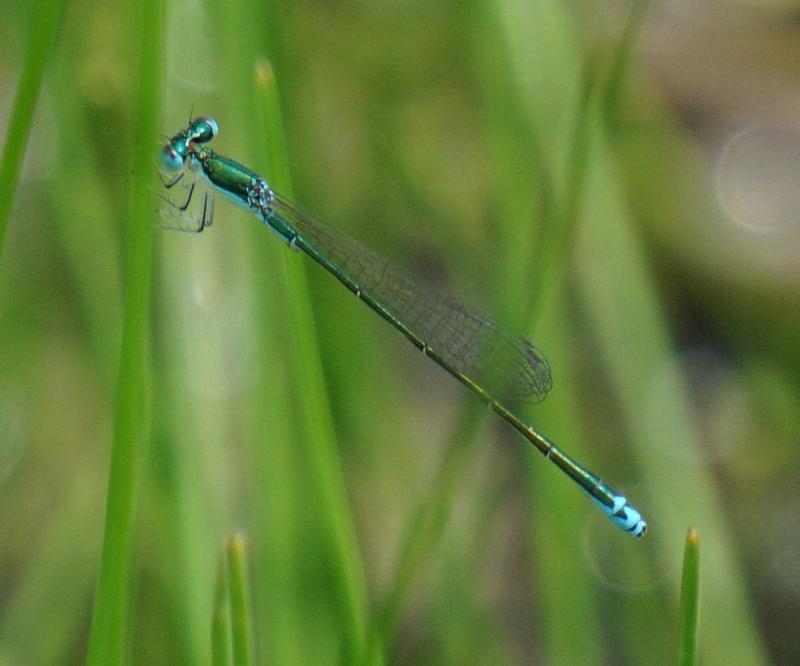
[193,147,261,208]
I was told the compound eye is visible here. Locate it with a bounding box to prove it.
[161,146,183,171]
[189,117,218,143]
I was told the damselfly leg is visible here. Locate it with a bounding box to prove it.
[155,171,214,233]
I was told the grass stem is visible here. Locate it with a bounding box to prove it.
[0,0,69,260]
[678,528,700,666]
[84,0,163,663]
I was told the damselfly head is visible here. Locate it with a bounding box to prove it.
[160,117,218,171]
[160,128,190,171]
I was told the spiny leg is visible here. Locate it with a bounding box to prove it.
[155,180,214,233]
[159,169,185,190]
[198,190,214,231]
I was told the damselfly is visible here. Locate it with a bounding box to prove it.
[159,116,647,538]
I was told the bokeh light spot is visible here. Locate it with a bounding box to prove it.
[715,124,800,234]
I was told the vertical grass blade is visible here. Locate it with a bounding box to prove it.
[490,1,766,661]
[212,560,233,666]
[252,57,369,662]
[370,6,592,663]
[0,0,69,260]
[579,111,768,666]
[520,10,650,663]
[515,58,603,666]
[254,61,293,197]
[601,0,652,128]
[368,407,484,663]
[243,58,304,666]
[369,2,587,658]
[678,528,700,666]
[84,0,164,663]
[227,534,255,666]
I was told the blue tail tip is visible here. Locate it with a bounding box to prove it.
[604,494,648,538]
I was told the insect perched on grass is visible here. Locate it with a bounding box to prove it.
[159,116,647,538]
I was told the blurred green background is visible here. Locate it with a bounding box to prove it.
[1,0,799,664]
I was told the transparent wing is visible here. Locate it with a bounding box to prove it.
[272,195,552,404]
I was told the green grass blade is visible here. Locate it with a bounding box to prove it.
[0,0,69,260]
[368,407,484,663]
[577,118,768,666]
[240,58,305,666]
[252,57,369,662]
[254,61,293,197]
[490,1,765,661]
[600,0,652,130]
[491,5,604,663]
[370,2,608,663]
[227,534,255,666]
[526,61,597,321]
[369,3,589,659]
[47,69,122,383]
[84,0,164,663]
[678,528,700,666]
[212,560,233,666]
[588,20,770,654]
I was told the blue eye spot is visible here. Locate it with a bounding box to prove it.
[161,146,183,171]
